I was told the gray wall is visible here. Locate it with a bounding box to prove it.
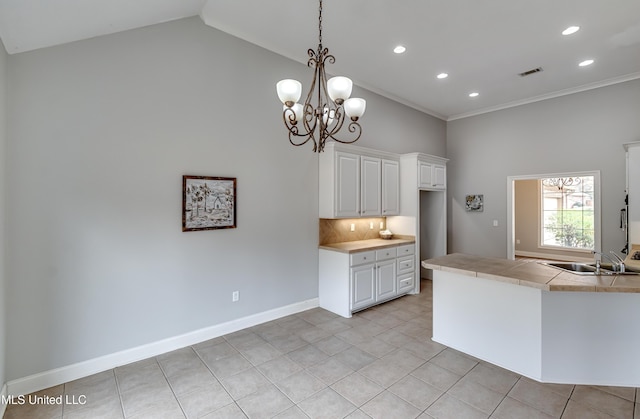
[5,17,445,381]
[357,99,445,157]
[447,79,640,258]
[0,38,6,391]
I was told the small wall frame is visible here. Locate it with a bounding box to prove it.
[182,176,236,231]
[465,194,484,212]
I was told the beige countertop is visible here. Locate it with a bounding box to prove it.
[319,237,415,253]
[422,253,640,293]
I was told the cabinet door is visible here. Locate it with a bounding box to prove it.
[335,152,360,217]
[433,165,446,189]
[351,264,376,310]
[361,156,381,216]
[419,161,434,189]
[382,159,400,215]
[376,260,397,302]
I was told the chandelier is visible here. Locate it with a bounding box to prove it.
[275,0,366,153]
[542,177,581,191]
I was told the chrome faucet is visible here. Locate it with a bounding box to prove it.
[609,251,626,273]
[592,251,626,273]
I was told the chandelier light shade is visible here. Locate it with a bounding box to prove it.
[276,0,366,152]
[276,79,302,106]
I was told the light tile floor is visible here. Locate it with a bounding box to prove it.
[4,279,640,419]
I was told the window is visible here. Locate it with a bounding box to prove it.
[540,175,595,251]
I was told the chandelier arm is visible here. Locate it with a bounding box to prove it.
[326,121,363,146]
[327,105,346,135]
[283,118,315,150]
[321,49,335,66]
[288,130,314,148]
[282,107,316,143]
[307,49,318,68]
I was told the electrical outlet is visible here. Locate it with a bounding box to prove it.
[232,291,239,302]
[350,223,355,232]
[369,222,374,229]
[380,222,384,229]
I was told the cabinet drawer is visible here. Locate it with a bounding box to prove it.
[397,256,415,274]
[376,247,397,261]
[398,273,414,293]
[396,244,415,257]
[350,251,375,266]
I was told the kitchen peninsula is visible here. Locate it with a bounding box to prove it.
[422,253,640,387]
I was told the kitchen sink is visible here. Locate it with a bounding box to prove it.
[542,262,599,275]
[541,262,640,275]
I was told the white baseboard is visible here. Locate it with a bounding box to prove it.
[6,298,319,397]
[0,384,7,417]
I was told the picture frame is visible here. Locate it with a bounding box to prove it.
[182,176,236,231]
[465,194,484,212]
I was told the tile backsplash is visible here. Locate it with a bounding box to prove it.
[319,218,387,245]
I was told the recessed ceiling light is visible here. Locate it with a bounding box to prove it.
[393,45,406,54]
[562,26,580,36]
[436,73,448,79]
[579,59,594,67]
[469,92,479,98]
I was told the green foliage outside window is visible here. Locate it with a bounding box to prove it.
[544,209,594,249]
[540,175,595,251]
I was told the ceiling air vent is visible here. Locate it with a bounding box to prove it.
[519,67,543,77]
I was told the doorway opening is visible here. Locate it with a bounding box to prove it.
[506,171,601,261]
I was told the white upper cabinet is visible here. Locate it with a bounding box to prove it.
[334,152,360,217]
[361,156,382,216]
[382,159,400,215]
[419,160,446,190]
[319,143,400,218]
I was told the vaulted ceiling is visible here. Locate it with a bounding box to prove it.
[1,0,639,120]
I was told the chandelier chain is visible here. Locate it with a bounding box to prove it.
[318,0,323,47]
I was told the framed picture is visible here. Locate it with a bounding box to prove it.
[465,194,484,212]
[182,176,236,231]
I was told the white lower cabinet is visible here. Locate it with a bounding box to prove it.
[396,244,415,294]
[374,248,397,302]
[319,242,415,318]
[351,263,375,311]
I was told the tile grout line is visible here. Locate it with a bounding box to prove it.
[559,385,576,419]
[417,360,481,418]
[191,342,250,418]
[111,367,128,419]
[156,354,189,419]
